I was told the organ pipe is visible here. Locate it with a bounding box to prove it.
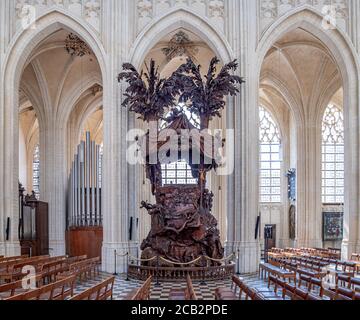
[67,133,102,228]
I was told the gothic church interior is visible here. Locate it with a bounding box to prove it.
[0,0,360,302]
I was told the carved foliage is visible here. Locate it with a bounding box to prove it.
[15,0,102,32]
[136,0,225,34]
[260,0,349,34]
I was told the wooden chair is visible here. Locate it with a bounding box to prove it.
[0,274,44,299]
[132,276,152,301]
[70,276,115,301]
[215,276,243,300]
[185,274,197,300]
[4,275,76,301]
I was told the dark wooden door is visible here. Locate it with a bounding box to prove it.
[264,224,277,250]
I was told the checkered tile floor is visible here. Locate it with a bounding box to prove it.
[74,273,282,300]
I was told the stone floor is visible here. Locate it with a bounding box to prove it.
[74,272,283,300]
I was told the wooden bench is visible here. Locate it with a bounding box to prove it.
[185,275,197,300]
[259,262,296,284]
[4,275,77,301]
[70,276,115,301]
[215,276,263,301]
[0,255,28,264]
[39,259,70,283]
[270,276,323,300]
[131,276,152,300]
[169,275,197,301]
[0,274,44,300]
[0,255,64,283]
[57,257,101,282]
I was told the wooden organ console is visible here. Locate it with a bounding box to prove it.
[19,183,49,257]
[66,132,103,259]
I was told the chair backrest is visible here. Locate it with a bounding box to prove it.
[132,276,152,301]
[0,274,43,298]
[185,274,197,300]
[70,276,115,301]
[336,287,354,300]
[3,275,77,301]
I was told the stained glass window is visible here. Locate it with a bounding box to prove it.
[259,106,282,203]
[32,144,40,200]
[322,104,344,204]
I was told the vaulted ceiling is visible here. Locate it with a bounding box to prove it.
[260,28,342,123]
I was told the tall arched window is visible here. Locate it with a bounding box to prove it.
[32,144,40,199]
[259,106,282,203]
[322,104,344,204]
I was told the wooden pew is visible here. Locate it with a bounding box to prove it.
[0,274,44,299]
[70,276,115,301]
[4,275,77,301]
[215,276,263,301]
[39,259,70,283]
[259,262,296,284]
[168,275,197,301]
[0,255,54,282]
[0,255,28,264]
[57,257,100,282]
[132,276,152,301]
[185,275,197,301]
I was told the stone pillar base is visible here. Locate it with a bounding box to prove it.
[225,241,260,274]
[1,241,21,257]
[341,240,358,260]
[102,242,139,274]
[49,240,66,257]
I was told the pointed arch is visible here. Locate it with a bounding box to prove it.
[256,8,360,257]
[130,8,234,68]
[0,10,107,248]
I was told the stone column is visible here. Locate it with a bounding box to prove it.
[39,122,68,256]
[0,0,22,257]
[0,0,6,257]
[225,0,260,273]
[101,0,138,274]
[349,0,360,255]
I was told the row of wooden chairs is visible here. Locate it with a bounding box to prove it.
[122,276,152,300]
[215,276,267,301]
[168,275,197,300]
[185,274,197,300]
[3,275,77,301]
[131,276,152,300]
[0,255,65,283]
[269,275,323,301]
[0,255,28,264]
[0,274,45,299]
[336,274,360,290]
[269,274,360,301]
[273,259,328,280]
[58,257,101,282]
[259,261,296,283]
[71,276,115,301]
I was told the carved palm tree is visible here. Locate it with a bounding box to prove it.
[175,57,244,129]
[118,59,181,123]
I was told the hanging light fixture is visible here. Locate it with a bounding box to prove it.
[65,33,92,57]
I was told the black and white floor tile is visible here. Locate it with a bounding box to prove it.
[73,273,283,300]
